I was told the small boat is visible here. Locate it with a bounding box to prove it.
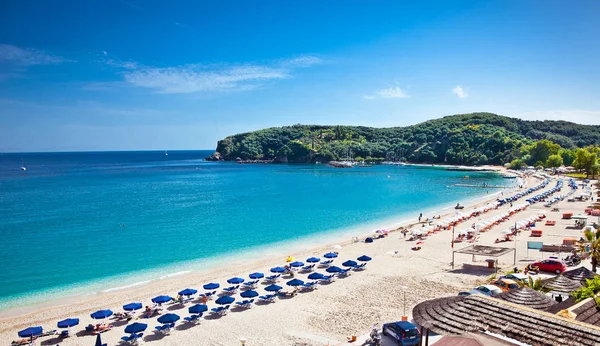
[455,204,464,210]
[20,166,26,171]
[165,151,168,156]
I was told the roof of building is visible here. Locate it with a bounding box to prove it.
[572,298,600,327]
[412,294,600,346]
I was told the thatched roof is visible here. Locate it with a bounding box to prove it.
[454,245,514,257]
[573,298,600,327]
[412,294,600,346]
[496,287,557,310]
[546,296,578,314]
[542,275,583,294]
[563,267,599,283]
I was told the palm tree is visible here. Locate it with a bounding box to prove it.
[520,277,547,292]
[578,228,600,272]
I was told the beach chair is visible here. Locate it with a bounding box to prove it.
[321,274,336,283]
[301,282,317,291]
[319,260,333,267]
[222,285,239,294]
[243,280,257,289]
[301,264,315,272]
[59,330,70,338]
[338,269,352,277]
[353,263,367,271]
[184,313,202,324]
[259,294,276,303]
[265,274,281,283]
[121,333,143,344]
[155,323,174,334]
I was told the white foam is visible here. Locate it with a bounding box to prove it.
[158,271,191,280]
[102,280,153,293]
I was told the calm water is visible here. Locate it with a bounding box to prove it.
[0,151,504,310]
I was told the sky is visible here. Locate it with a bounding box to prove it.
[1,0,599,152]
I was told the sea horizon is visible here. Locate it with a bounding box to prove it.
[0,150,509,312]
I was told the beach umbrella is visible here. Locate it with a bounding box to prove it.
[286,279,304,287]
[57,318,79,329]
[203,282,219,290]
[151,295,173,304]
[178,288,198,296]
[215,296,235,305]
[124,322,147,334]
[270,266,286,273]
[249,272,264,279]
[90,309,113,320]
[306,257,320,263]
[123,302,143,311]
[308,272,324,280]
[57,318,79,334]
[157,313,180,324]
[18,326,43,338]
[357,255,372,262]
[240,290,259,298]
[264,284,283,292]
[326,266,342,273]
[342,260,357,267]
[323,252,338,258]
[285,256,296,262]
[188,304,208,314]
[227,277,245,284]
[289,261,304,267]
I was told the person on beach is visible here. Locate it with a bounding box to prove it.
[418,213,422,222]
[201,295,208,304]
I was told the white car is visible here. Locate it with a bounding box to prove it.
[472,285,503,297]
[500,273,531,283]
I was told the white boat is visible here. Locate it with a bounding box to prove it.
[20,166,26,171]
[165,151,168,156]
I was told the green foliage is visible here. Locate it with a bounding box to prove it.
[572,277,600,302]
[546,154,563,168]
[520,277,547,292]
[213,113,600,164]
[508,159,526,170]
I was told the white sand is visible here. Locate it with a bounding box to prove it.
[1,174,594,346]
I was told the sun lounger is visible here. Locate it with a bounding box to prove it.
[210,305,230,315]
[199,290,217,300]
[338,268,352,277]
[222,285,239,294]
[321,274,336,283]
[545,220,556,226]
[259,294,276,303]
[265,274,281,283]
[121,332,143,344]
[353,263,367,271]
[59,330,70,338]
[243,280,258,288]
[155,323,175,334]
[235,299,255,309]
[184,313,202,323]
[93,325,113,335]
[301,282,317,291]
[319,260,333,267]
[301,264,315,272]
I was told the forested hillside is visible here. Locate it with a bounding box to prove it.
[209,113,600,168]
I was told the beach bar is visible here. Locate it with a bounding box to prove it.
[451,245,515,270]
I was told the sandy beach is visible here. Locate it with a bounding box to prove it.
[1,172,594,346]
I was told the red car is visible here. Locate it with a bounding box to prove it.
[531,259,567,274]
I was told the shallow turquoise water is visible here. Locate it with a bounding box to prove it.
[0,151,504,310]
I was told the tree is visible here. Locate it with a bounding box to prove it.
[578,228,600,272]
[523,139,560,166]
[520,277,547,292]
[508,159,526,170]
[559,149,576,166]
[546,154,563,168]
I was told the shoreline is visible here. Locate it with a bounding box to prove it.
[0,171,513,323]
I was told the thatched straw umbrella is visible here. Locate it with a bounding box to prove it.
[542,275,583,295]
[562,267,599,283]
[497,287,557,310]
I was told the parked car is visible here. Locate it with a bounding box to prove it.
[491,279,520,291]
[499,273,531,283]
[382,321,421,346]
[472,285,503,297]
[531,259,567,274]
[458,290,484,296]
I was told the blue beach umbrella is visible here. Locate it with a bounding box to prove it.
[286,279,304,287]
[151,295,173,304]
[18,326,43,338]
[249,272,264,279]
[203,282,220,290]
[188,304,208,314]
[324,252,338,258]
[308,272,324,280]
[215,296,235,305]
[270,266,286,273]
[264,284,283,292]
[123,302,143,311]
[227,277,245,284]
[57,318,79,329]
[124,322,147,334]
[240,290,259,298]
[306,257,320,263]
[178,288,198,296]
[326,266,342,273]
[289,261,304,267]
[90,309,113,320]
[357,255,372,262]
[157,313,180,324]
[342,260,358,267]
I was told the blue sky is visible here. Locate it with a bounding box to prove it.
[1,0,599,151]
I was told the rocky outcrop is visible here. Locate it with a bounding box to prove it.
[205,152,224,161]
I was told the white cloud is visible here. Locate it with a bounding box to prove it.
[517,110,600,125]
[452,85,468,98]
[365,86,410,100]
[102,50,108,56]
[0,44,70,65]
[122,64,289,93]
[106,59,139,70]
[363,95,376,100]
[280,55,322,67]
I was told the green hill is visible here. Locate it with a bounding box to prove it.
[210,112,600,166]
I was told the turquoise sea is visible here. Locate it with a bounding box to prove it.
[0,151,505,311]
